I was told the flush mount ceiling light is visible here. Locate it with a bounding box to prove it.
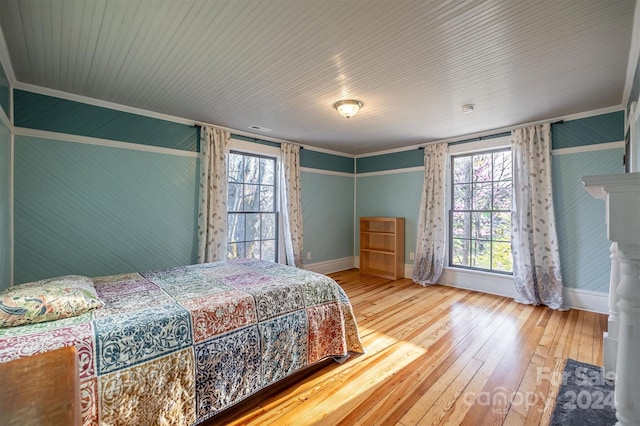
[462,104,475,114]
[334,100,363,119]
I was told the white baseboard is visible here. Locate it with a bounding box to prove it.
[563,287,608,314]
[438,267,518,299]
[353,259,608,313]
[305,257,355,275]
[438,266,608,313]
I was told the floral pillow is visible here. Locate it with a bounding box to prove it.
[0,275,104,328]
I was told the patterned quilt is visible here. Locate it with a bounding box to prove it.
[0,259,364,425]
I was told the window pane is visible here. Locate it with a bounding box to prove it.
[450,148,512,274]
[492,212,511,241]
[260,158,275,185]
[492,242,513,272]
[471,240,491,269]
[260,186,275,212]
[452,239,470,267]
[244,184,260,212]
[453,156,472,183]
[452,212,471,238]
[245,213,260,241]
[246,241,260,259]
[261,240,276,262]
[227,242,245,259]
[493,151,512,181]
[493,181,512,210]
[472,212,491,240]
[472,183,492,210]
[229,153,243,183]
[227,213,245,242]
[261,213,276,239]
[228,183,243,212]
[244,156,260,184]
[227,152,278,262]
[473,154,492,182]
[453,184,472,210]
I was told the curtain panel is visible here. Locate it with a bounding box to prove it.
[412,142,448,285]
[511,123,565,309]
[197,126,230,263]
[280,143,304,267]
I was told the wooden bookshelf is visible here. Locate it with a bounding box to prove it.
[359,217,405,280]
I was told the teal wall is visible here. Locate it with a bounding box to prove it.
[551,113,624,291]
[354,112,624,293]
[551,111,623,149]
[14,135,199,283]
[14,90,197,151]
[356,149,423,173]
[301,149,354,173]
[553,149,624,291]
[355,171,424,260]
[10,89,357,279]
[301,172,354,263]
[0,119,10,290]
[0,61,8,119]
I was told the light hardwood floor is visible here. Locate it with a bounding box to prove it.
[208,269,607,426]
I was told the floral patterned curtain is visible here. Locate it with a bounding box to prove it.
[280,143,304,267]
[412,142,448,285]
[197,126,230,263]
[511,123,564,309]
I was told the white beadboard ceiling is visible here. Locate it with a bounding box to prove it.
[0,0,636,155]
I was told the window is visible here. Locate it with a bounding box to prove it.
[450,148,513,273]
[227,151,278,262]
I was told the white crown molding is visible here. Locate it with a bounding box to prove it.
[356,105,624,158]
[14,81,199,126]
[300,144,355,158]
[300,167,354,177]
[14,82,356,157]
[0,26,16,85]
[552,141,625,156]
[622,0,640,108]
[14,127,198,158]
[13,82,356,157]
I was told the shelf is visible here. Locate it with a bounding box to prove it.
[360,248,396,255]
[361,231,396,235]
[359,217,405,280]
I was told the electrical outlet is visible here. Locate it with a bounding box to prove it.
[306,252,312,260]
[409,252,415,260]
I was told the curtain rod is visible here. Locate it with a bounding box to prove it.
[417,120,565,149]
[194,123,304,149]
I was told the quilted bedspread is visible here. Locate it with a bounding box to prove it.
[0,259,364,425]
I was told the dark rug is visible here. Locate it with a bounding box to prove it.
[550,358,616,425]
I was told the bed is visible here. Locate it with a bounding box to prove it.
[0,259,364,425]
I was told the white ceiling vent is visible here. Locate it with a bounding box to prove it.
[249,125,272,132]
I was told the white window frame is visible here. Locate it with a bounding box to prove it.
[229,138,286,264]
[445,136,512,276]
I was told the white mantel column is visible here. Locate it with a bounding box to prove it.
[582,172,640,426]
[605,242,621,374]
